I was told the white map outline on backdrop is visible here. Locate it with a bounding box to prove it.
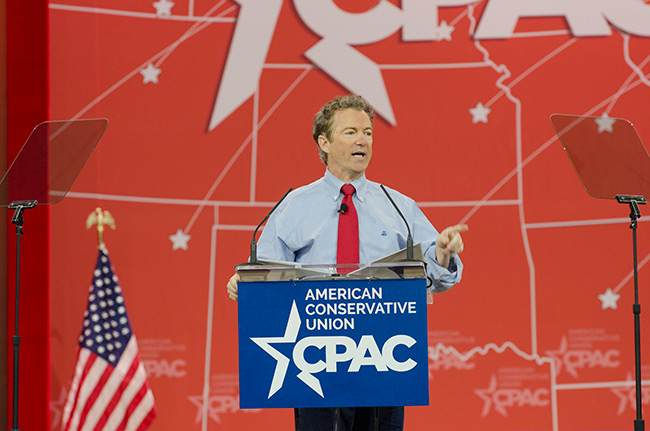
[47,1,650,430]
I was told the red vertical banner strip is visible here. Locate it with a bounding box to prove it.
[0,0,7,428]
[6,1,50,431]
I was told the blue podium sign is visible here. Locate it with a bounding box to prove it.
[237,278,429,409]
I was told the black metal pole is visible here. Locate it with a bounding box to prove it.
[8,200,37,431]
[632,209,644,431]
[11,206,24,431]
[617,195,645,431]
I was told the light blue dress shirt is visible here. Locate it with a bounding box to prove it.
[257,169,463,293]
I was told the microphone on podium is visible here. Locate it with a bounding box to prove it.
[249,187,292,264]
[380,184,414,261]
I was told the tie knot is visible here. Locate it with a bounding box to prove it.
[341,184,356,197]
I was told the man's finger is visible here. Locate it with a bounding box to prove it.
[446,224,469,234]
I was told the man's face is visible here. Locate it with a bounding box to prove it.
[318,108,373,183]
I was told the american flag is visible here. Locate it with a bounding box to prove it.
[62,245,156,431]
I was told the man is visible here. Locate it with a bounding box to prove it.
[227,95,467,431]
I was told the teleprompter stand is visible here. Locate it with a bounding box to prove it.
[0,119,108,431]
[551,114,650,430]
[7,199,36,431]
[617,194,647,431]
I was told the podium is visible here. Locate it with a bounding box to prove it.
[236,261,430,410]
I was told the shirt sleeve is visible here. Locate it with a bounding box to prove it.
[255,203,297,263]
[410,204,464,294]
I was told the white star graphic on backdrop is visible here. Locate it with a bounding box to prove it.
[595,113,615,133]
[469,102,491,124]
[435,20,454,41]
[140,62,162,84]
[598,287,620,310]
[169,228,191,250]
[544,336,571,377]
[251,301,302,398]
[474,375,506,417]
[188,395,223,424]
[153,0,174,17]
[610,372,636,415]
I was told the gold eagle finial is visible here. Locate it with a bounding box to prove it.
[86,207,116,246]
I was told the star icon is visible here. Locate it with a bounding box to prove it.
[595,113,615,133]
[598,287,621,310]
[474,375,507,417]
[434,20,454,41]
[153,0,174,17]
[544,336,570,378]
[140,62,162,84]
[169,228,191,251]
[250,301,302,398]
[610,372,635,416]
[188,395,220,424]
[469,102,491,124]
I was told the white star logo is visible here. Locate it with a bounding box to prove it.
[610,372,634,415]
[595,113,616,133]
[544,336,570,378]
[598,287,621,310]
[152,0,174,17]
[251,301,301,398]
[469,102,491,124]
[434,20,454,41]
[474,375,506,417]
[140,62,162,84]
[169,228,191,250]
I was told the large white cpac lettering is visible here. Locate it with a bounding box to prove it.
[294,0,475,126]
[475,0,650,39]
[602,0,650,37]
[210,0,475,130]
[293,0,402,45]
[402,0,477,40]
[292,335,417,397]
[209,0,283,130]
[209,0,650,131]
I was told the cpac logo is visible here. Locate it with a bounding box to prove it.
[251,301,417,398]
[210,0,650,130]
[610,373,650,416]
[544,336,620,378]
[427,348,474,379]
[142,359,187,378]
[474,375,549,417]
[188,394,261,424]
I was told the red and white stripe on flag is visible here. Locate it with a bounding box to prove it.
[62,337,155,431]
[62,246,156,431]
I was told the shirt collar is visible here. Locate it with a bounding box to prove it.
[323,169,368,202]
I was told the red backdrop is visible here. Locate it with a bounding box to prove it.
[40,1,650,430]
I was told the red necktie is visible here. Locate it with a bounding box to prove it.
[337,184,359,272]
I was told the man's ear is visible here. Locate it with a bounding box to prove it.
[318,135,329,154]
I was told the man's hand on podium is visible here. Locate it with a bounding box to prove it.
[227,273,240,301]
